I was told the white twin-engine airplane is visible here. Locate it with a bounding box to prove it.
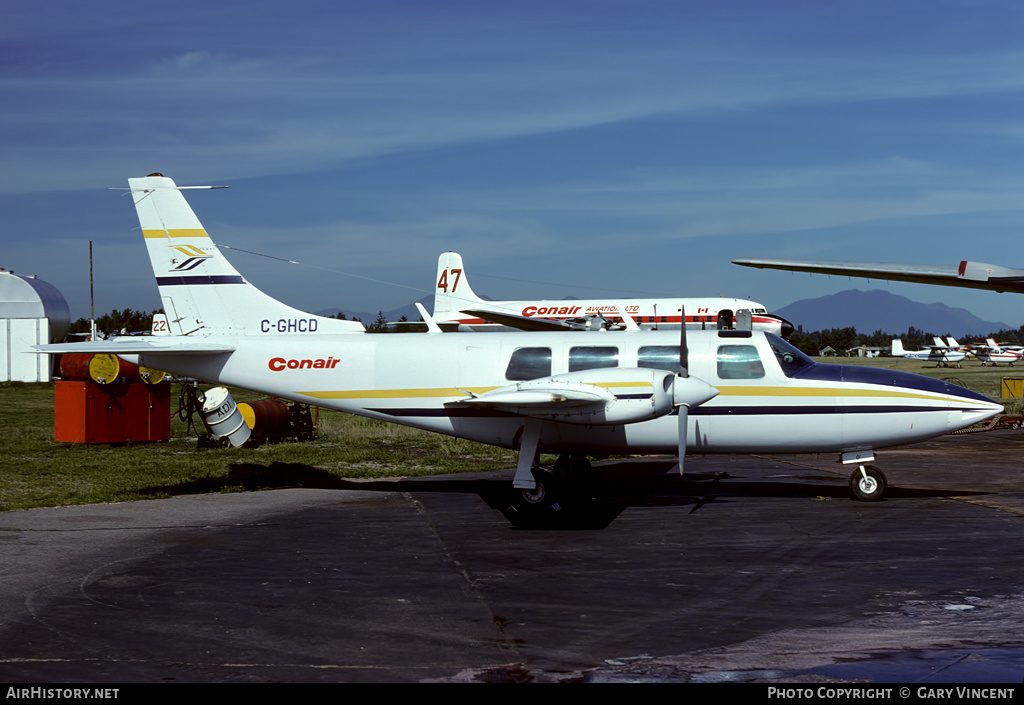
[432,252,795,337]
[38,175,1002,515]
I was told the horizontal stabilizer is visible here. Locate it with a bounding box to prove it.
[35,340,235,355]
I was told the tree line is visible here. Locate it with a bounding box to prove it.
[70,308,162,336]
[787,324,1024,356]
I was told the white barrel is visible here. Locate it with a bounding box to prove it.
[200,387,252,447]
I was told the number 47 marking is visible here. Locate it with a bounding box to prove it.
[437,268,462,292]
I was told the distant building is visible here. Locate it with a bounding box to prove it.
[1,270,70,382]
[845,346,886,358]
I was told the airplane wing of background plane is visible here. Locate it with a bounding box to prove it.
[459,308,575,331]
[732,258,1024,294]
[460,308,639,332]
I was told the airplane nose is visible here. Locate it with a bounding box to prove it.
[778,316,795,338]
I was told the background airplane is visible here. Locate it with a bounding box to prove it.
[891,339,965,367]
[731,258,1024,295]
[433,252,794,337]
[972,337,1021,366]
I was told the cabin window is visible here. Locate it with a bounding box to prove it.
[638,345,679,372]
[716,345,765,379]
[505,347,552,381]
[569,346,620,372]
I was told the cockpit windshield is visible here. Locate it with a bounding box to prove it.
[766,334,816,378]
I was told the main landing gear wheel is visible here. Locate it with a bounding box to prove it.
[518,469,552,506]
[506,467,566,526]
[849,465,886,502]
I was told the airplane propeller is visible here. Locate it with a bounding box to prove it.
[673,306,718,474]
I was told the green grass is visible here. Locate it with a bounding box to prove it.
[0,382,518,512]
[2,357,1020,512]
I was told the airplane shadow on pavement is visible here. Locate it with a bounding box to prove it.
[134,457,989,530]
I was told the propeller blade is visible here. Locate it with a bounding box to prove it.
[673,305,720,475]
[678,404,688,474]
[678,304,688,473]
[679,305,688,377]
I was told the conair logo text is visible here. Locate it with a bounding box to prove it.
[170,244,214,271]
[269,357,341,371]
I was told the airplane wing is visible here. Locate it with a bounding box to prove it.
[449,368,682,425]
[460,309,582,331]
[454,387,612,413]
[732,258,1024,294]
[460,309,633,332]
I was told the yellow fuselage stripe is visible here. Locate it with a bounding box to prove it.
[301,387,499,400]
[298,383,977,405]
[301,380,654,400]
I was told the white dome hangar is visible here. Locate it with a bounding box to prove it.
[1,269,71,382]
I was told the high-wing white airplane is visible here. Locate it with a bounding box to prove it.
[37,175,1002,518]
[891,339,966,367]
[732,258,1024,294]
[972,337,1021,366]
[433,252,795,337]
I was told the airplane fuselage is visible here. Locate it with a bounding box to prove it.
[129,328,998,457]
[447,299,790,335]
[901,350,966,362]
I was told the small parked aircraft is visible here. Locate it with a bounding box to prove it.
[37,175,1002,518]
[971,338,1021,366]
[891,339,966,367]
[432,252,794,337]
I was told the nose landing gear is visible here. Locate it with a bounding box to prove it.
[849,464,886,502]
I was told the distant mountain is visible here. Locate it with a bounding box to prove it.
[316,295,434,324]
[775,289,1011,336]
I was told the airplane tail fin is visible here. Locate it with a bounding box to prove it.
[892,339,906,356]
[129,174,363,336]
[432,252,485,317]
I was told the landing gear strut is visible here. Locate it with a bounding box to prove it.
[849,464,886,502]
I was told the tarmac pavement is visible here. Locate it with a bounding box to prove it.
[0,429,1022,683]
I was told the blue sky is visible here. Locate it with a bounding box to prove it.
[3,1,1024,328]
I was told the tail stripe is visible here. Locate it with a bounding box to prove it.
[143,229,209,239]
